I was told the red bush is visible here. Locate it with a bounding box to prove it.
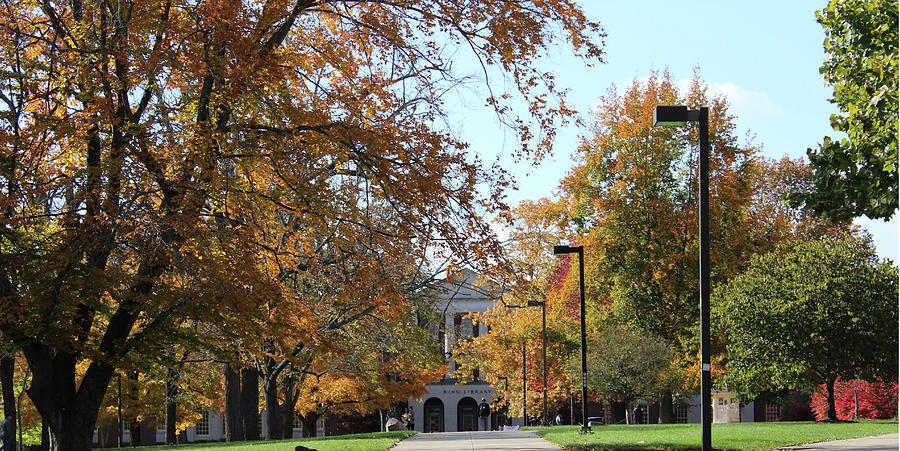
[811,378,899,421]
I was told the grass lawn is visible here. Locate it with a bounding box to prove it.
[533,420,898,450]
[99,431,415,451]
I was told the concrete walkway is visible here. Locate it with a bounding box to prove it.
[391,430,562,450]
[786,433,898,450]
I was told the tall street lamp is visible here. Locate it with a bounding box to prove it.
[653,104,711,451]
[527,299,548,425]
[552,245,589,433]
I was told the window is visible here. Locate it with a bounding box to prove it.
[123,421,131,444]
[195,411,210,437]
[765,403,781,422]
[675,404,689,424]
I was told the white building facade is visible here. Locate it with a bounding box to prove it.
[409,269,498,432]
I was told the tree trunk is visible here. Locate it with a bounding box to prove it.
[41,420,49,451]
[165,372,178,445]
[240,367,260,440]
[22,345,114,451]
[0,354,16,451]
[224,362,243,441]
[300,412,317,438]
[658,391,675,423]
[131,419,142,446]
[127,372,141,446]
[281,375,297,438]
[264,375,283,440]
[826,378,838,421]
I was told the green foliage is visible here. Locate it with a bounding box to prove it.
[535,421,899,450]
[792,0,899,220]
[714,234,898,398]
[581,323,677,407]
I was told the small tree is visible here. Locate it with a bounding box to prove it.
[581,323,677,424]
[714,234,898,421]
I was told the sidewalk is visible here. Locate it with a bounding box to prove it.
[786,433,898,450]
[391,430,562,451]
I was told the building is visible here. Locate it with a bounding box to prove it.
[409,269,499,432]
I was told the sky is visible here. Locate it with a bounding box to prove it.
[456,0,898,262]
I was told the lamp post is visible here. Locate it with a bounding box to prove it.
[522,342,527,426]
[497,376,509,426]
[552,245,589,433]
[527,299,548,425]
[653,104,711,451]
[505,301,545,427]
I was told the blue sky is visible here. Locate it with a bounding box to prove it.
[458,0,897,262]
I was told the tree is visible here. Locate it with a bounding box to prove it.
[714,234,898,421]
[582,323,676,424]
[557,71,776,421]
[791,0,899,220]
[0,1,604,449]
[452,201,584,424]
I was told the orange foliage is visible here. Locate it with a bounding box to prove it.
[0,0,605,440]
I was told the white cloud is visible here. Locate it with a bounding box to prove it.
[708,81,783,120]
[601,77,782,124]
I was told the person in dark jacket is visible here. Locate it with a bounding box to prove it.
[477,398,491,431]
[632,405,644,424]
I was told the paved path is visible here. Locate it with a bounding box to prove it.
[786,433,898,450]
[391,430,562,450]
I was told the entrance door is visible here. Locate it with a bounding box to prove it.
[424,398,444,432]
[457,397,477,432]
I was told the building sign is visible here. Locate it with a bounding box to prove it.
[433,388,494,395]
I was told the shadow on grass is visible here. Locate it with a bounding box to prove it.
[97,430,416,450]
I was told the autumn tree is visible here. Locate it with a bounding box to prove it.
[454,300,578,423]
[555,71,776,421]
[713,234,898,421]
[451,199,592,423]
[792,0,898,220]
[0,1,604,448]
[582,323,677,424]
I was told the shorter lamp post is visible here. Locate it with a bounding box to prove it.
[552,244,589,433]
[504,303,530,426]
[497,376,510,426]
[653,104,711,451]
[527,299,548,425]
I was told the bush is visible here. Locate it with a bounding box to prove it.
[811,379,899,421]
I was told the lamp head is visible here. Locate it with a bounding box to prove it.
[653,105,689,127]
[553,245,572,255]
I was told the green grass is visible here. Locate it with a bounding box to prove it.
[532,420,898,450]
[99,431,415,451]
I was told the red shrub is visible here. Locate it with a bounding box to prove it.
[811,379,899,421]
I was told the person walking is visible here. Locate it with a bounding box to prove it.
[554,413,563,425]
[477,398,491,431]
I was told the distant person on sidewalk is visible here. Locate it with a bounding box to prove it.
[477,398,491,431]
[555,413,563,425]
